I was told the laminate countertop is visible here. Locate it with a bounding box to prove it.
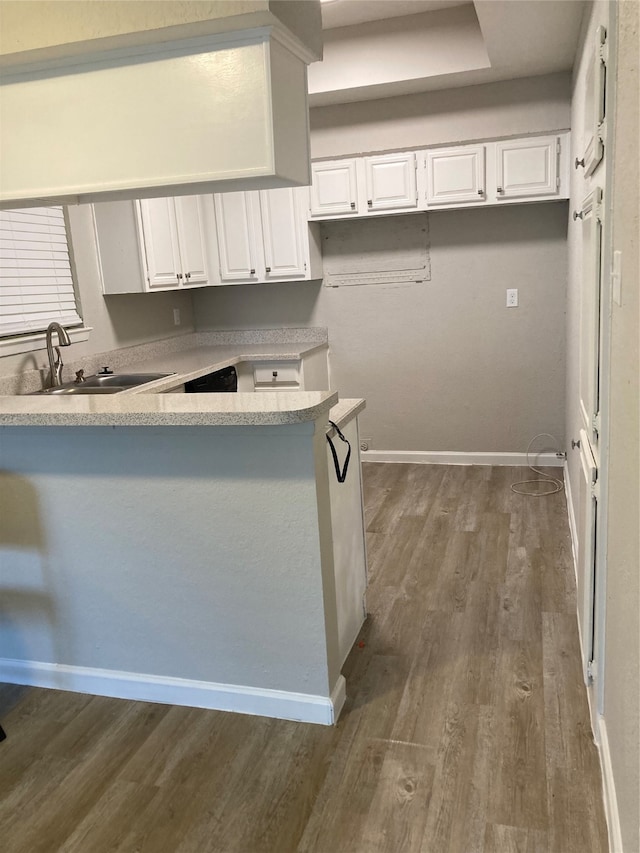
[0,342,365,428]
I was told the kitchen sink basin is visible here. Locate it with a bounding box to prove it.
[31,372,174,395]
[37,386,125,395]
[78,373,173,388]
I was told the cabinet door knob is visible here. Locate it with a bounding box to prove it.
[478,189,484,195]
[185,272,191,279]
[177,273,183,280]
[272,371,278,378]
[350,202,356,209]
[575,157,585,169]
[250,269,255,275]
[573,210,584,220]
[367,199,372,206]
[571,439,581,449]
[265,267,271,273]
[497,187,504,194]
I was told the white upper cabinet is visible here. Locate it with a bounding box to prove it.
[213,192,260,283]
[95,196,214,294]
[258,188,306,279]
[364,152,418,212]
[308,133,569,220]
[310,160,358,217]
[494,136,559,199]
[213,187,322,285]
[174,196,210,286]
[426,145,486,205]
[137,198,183,289]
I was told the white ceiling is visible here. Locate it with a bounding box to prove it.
[309,0,586,106]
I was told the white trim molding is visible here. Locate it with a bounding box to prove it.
[361,450,565,467]
[0,658,346,726]
[598,715,624,853]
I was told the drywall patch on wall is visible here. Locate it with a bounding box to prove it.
[321,213,431,287]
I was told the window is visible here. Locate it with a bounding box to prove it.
[0,206,84,345]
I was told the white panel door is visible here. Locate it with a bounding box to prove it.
[365,152,417,211]
[310,160,358,217]
[175,195,209,286]
[213,192,259,283]
[258,188,306,279]
[138,198,182,289]
[495,136,559,199]
[426,145,485,205]
[578,188,603,455]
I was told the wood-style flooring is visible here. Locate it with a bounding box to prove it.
[0,463,608,853]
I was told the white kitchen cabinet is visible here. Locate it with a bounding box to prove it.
[426,145,486,205]
[213,187,322,285]
[95,196,216,294]
[138,196,210,289]
[235,347,330,393]
[494,136,560,200]
[213,192,260,283]
[258,188,307,279]
[310,159,358,217]
[364,152,418,212]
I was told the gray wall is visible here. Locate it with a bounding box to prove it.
[0,205,196,379]
[310,72,571,159]
[194,202,568,453]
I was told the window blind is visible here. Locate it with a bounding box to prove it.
[0,206,82,337]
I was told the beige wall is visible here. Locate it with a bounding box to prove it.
[604,1,640,848]
[0,2,266,55]
[0,205,195,379]
[310,72,571,159]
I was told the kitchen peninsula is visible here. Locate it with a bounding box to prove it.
[0,331,367,725]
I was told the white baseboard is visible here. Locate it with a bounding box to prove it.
[598,715,624,853]
[564,459,580,588]
[361,450,565,467]
[0,658,346,726]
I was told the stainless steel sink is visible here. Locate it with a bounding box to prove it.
[79,373,173,388]
[32,372,174,395]
[37,386,125,395]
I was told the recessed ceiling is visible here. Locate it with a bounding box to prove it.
[321,0,469,30]
[310,0,586,106]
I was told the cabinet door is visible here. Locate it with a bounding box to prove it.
[137,198,182,289]
[174,196,209,286]
[581,26,606,177]
[258,188,306,279]
[495,136,559,199]
[213,192,259,283]
[310,160,358,217]
[365,152,417,211]
[426,145,485,205]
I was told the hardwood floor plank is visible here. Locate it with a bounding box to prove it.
[543,612,608,853]
[484,822,548,852]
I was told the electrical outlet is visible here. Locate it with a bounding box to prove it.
[506,288,518,307]
[173,308,181,326]
[360,438,371,452]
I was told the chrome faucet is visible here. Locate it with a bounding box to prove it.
[45,322,71,387]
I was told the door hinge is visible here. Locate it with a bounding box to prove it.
[587,659,597,683]
[556,140,561,154]
[556,176,561,188]
[592,412,601,435]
